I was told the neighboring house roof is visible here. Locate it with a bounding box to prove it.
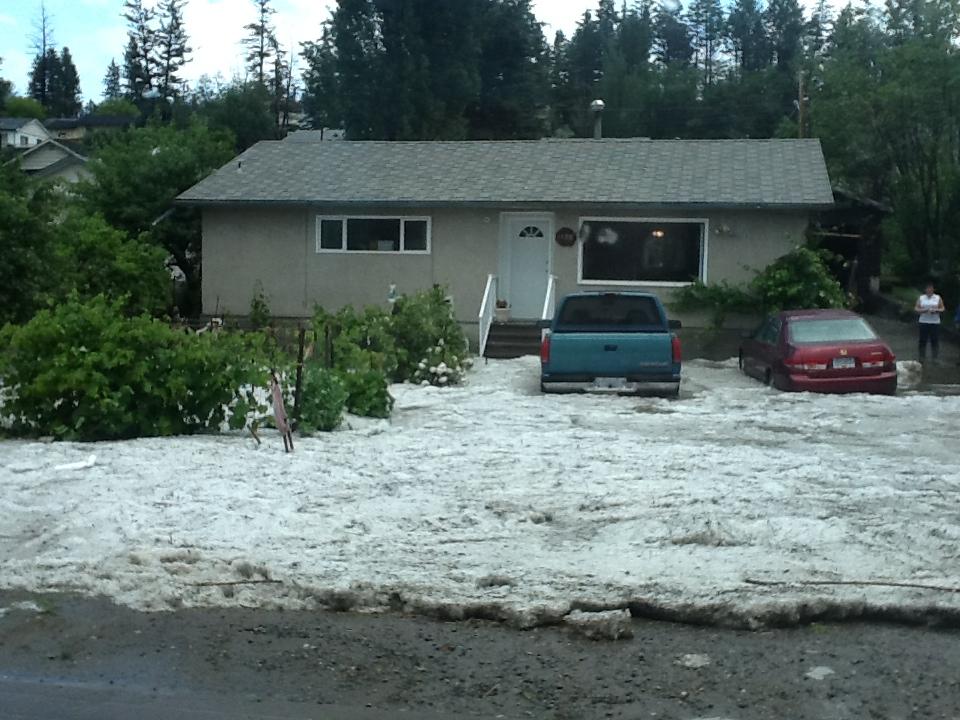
[0,117,47,132]
[4,139,88,177]
[45,115,136,130]
[284,129,345,142]
[177,138,835,209]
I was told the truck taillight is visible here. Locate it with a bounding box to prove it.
[540,333,551,363]
[671,335,681,363]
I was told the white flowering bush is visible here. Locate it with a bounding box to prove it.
[411,337,474,387]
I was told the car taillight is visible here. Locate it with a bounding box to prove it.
[540,333,551,364]
[671,335,681,363]
[785,361,828,371]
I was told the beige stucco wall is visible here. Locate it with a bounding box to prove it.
[202,206,498,319]
[201,205,810,331]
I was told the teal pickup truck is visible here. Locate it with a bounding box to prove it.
[539,292,682,396]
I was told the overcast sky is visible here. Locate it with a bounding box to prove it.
[0,0,591,103]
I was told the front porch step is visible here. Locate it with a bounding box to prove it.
[484,321,542,359]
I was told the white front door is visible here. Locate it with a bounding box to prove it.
[504,215,551,319]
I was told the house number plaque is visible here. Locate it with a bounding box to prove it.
[555,227,577,247]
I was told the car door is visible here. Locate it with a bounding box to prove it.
[743,317,780,381]
[741,318,771,379]
[755,317,783,383]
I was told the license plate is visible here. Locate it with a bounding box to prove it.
[593,377,627,390]
[833,357,856,369]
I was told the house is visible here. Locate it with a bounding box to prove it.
[0,118,51,149]
[177,138,834,344]
[4,139,91,183]
[44,115,136,143]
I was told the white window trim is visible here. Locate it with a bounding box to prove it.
[577,216,709,287]
[315,214,432,255]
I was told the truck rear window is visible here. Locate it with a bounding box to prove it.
[555,295,665,332]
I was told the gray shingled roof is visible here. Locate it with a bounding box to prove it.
[0,117,35,131]
[177,138,834,209]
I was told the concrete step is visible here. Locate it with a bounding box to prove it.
[484,322,542,358]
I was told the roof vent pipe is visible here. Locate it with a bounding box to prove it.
[590,99,605,140]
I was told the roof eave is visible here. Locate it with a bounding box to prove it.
[176,197,834,212]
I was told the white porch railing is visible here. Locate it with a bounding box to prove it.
[478,274,498,357]
[541,274,558,322]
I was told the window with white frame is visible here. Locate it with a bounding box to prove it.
[316,216,431,253]
[579,218,705,284]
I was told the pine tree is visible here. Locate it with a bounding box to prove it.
[469,0,550,139]
[655,1,693,66]
[244,0,276,86]
[618,1,654,71]
[28,2,56,108]
[103,59,123,100]
[269,35,290,129]
[727,0,769,72]
[48,47,81,117]
[765,0,804,71]
[156,0,191,98]
[0,58,11,110]
[687,0,724,84]
[122,0,157,102]
[300,26,341,131]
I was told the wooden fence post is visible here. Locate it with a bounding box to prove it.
[293,326,306,427]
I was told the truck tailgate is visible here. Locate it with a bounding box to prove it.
[544,332,674,377]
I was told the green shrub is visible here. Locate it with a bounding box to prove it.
[310,287,470,416]
[672,247,847,327]
[750,246,847,311]
[672,280,753,330]
[322,305,399,378]
[53,211,171,317]
[0,295,275,440]
[391,286,469,382]
[299,364,348,433]
[249,281,271,329]
[339,368,394,418]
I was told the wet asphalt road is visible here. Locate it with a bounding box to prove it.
[1,592,958,720]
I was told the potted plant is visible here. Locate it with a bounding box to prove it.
[495,299,510,323]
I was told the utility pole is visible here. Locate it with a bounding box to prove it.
[797,70,806,139]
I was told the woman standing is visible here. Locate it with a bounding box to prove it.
[915,282,945,361]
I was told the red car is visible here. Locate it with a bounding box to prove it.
[739,309,897,394]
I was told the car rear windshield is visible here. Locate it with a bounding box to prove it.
[555,295,665,332]
[788,317,878,344]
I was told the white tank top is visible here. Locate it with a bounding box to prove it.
[918,294,942,324]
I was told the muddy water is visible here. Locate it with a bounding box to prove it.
[1,591,958,720]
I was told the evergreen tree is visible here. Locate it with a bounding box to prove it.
[468,0,550,139]
[806,0,833,57]
[156,0,191,99]
[269,36,292,130]
[244,0,276,86]
[548,30,578,135]
[727,0,770,72]
[0,58,11,110]
[655,1,694,66]
[568,11,603,92]
[687,0,725,84]
[618,1,654,71]
[103,59,123,100]
[122,0,158,100]
[765,0,804,71]
[48,47,81,117]
[28,2,55,109]
[300,26,341,131]
[30,49,61,110]
[328,0,386,137]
